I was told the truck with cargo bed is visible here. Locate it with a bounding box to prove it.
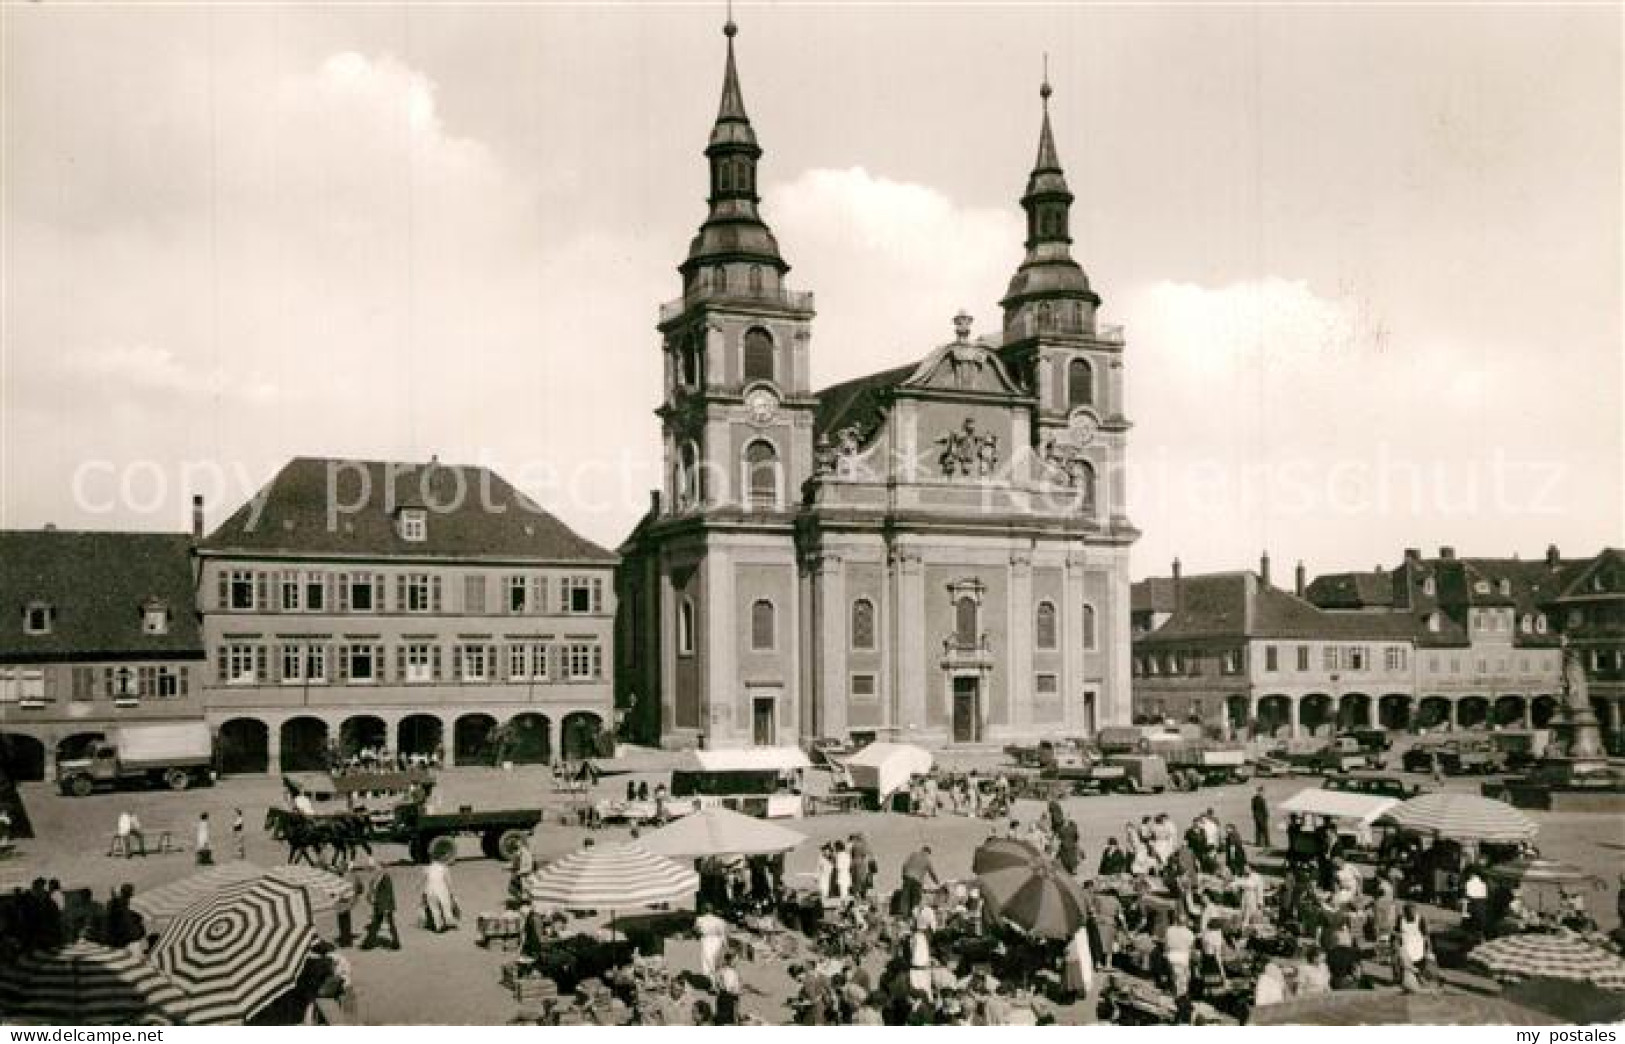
[57,722,215,797]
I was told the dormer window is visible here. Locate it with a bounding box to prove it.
[1497,579,1512,596]
[1535,614,1548,634]
[141,599,169,636]
[1473,580,1490,594]
[23,602,53,635]
[398,509,427,542]
[1426,612,1442,633]
[1422,577,1436,596]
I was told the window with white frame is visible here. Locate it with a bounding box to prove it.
[348,574,375,612]
[403,574,431,613]
[1297,645,1310,671]
[141,602,169,635]
[1385,647,1406,671]
[281,572,301,611]
[404,644,434,683]
[23,603,54,634]
[229,571,256,610]
[1346,646,1369,671]
[565,576,603,615]
[225,644,260,685]
[1221,649,1241,675]
[305,644,327,683]
[566,642,602,680]
[1082,603,1098,651]
[1265,645,1279,672]
[281,645,304,683]
[305,573,326,611]
[507,577,528,613]
[0,668,47,706]
[459,645,488,682]
[1323,647,1338,671]
[154,666,184,698]
[1535,614,1548,634]
[347,644,377,682]
[750,599,776,651]
[398,508,427,542]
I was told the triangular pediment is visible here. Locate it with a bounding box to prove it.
[901,340,1030,399]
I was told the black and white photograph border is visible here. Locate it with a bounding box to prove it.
[0,0,1621,1031]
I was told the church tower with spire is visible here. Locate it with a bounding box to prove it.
[999,75,1131,531]
[627,18,817,748]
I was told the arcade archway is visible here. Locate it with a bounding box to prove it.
[280,717,329,772]
[218,718,269,775]
[454,714,499,766]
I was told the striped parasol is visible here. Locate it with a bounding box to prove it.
[1482,857,1596,886]
[526,842,697,909]
[1379,791,1537,843]
[1249,987,1550,1025]
[0,941,187,1025]
[129,861,266,929]
[973,838,1087,940]
[1470,931,1625,991]
[130,861,353,930]
[152,876,317,1024]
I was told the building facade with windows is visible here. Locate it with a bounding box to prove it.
[1130,564,1416,738]
[197,457,617,773]
[617,25,1136,750]
[1306,547,1571,732]
[0,530,206,781]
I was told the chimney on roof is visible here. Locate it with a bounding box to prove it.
[43,522,57,532]
[1295,560,1307,597]
[1172,557,1182,611]
[1405,548,1421,563]
[650,490,662,515]
[1546,544,1561,568]
[1259,551,1271,587]
[191,495,204,540]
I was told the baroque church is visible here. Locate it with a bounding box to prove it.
[617,21,1137,749]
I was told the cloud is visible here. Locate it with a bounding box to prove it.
[766,167,1023,384]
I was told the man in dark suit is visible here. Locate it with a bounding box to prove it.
[1251,788,1271,848]
[359,869,400,950]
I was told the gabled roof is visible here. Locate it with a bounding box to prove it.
[1131,577,1178,614]
[1552,548,1625,602]
[0,530,203,660]
[814,361,917,441]
[1304,571,1397,610]
[1137,571,1415,644]
[814,336,1034,443]
[201,457,615,562]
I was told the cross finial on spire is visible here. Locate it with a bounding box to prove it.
[724,0,737,37]
[1041,53,1052,104]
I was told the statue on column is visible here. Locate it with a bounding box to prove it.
[1558,639,1606,762]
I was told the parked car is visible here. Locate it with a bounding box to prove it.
[1321,774,1421,800]
[803,737,854,769]
[1339,728,1393,754]
[1401,739,1504,776]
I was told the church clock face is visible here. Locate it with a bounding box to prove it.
[745,387,779,426]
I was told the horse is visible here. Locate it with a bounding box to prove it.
[265,807,345,867]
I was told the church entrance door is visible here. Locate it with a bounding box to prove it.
[952,677,980,743]
[752,696,777,747]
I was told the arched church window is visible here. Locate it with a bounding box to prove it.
[748,265,763,296]
[1035,601,1058,650]
[743,328,775,384]
[714,267,728,293]
[678,600,696,656]
[1037,302,1053,331]
[955,596,979,648]
[1083,603,1098,650]
[681,337,702,387]
[851,599,876,650]
[744,440,779,509]
[750,599,776,651]
[1077,460,1097,517]
[717,159,734,192]
[1068,358,1094,408]
[679,441,701,506]
[736,158,753,194]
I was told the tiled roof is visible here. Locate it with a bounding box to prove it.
[0,530,203,660]
[813,362,917,441]
[201,457,615,562]
[1137,571,1415,644]
[1304,571,1396,609]
[1550,548,1624,602]
[1131,577,1178,613]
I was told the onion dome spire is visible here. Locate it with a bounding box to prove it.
[1002,66,1099,336]
[681,14,788,284]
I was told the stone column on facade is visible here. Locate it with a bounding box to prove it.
[1287,695,1301,739]
[1010,547,1035,737]
[1445,697,1458,731]
[817,552,848,743]
[891,544,926,740]
[1366,696,1379,729]
[658,562,679,744]
[1106,550,1133,731]
[706,555,737,746]
[1247,693,1261,740]
[266,724,283,775]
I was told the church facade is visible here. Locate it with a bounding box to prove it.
[616,23,1138,750]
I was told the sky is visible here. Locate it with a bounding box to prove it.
[2,3,1621,581]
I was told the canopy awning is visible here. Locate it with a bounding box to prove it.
[839,742,934,799]
[639,806,806,859]
[690,747,811,773]
[589,746,694,775]
[1280,788,1399,827]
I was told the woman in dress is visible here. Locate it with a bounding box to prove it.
[817,845,835,900]
[421,859,459,932]
[1062,923,1094,999]
[834,841,853,901]
[1397,902,1429,972]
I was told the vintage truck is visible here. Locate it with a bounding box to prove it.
[57,723,215,797]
